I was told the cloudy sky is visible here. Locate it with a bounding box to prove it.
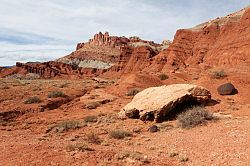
[0,0,249,66]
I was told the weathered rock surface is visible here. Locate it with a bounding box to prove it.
[119,84,211,122]
[7,61,105,79]
[156,6,250,70]
[57,32,170,73]
[148,125,158,133]
[217,83,237,95]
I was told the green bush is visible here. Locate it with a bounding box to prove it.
[48,91,66,98]
[177,106,214,128]
[24,96,41,104]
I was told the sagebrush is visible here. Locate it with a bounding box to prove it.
[177,106,214,128]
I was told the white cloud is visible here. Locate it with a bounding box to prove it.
[0,0,249,66]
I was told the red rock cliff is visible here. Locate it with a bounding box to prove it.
[158,6,250,69]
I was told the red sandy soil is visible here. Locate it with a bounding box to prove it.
[0,66,249,165]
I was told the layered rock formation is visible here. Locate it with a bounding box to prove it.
[12,61,105,78]
[57,32,170,73]
[1,6,249,79]
[157,6,250,69]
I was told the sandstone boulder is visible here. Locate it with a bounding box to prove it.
[217,83,237,95]
[119,84,211,122]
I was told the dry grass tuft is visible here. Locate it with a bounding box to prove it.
[48,91,66,98]
[46,120,84,133]
[126,88,141,96]
[84,115,98,123]
[109,130,132,139]
[86,132,102,144]
[211,70,227,79]
[24,96,41,104]
[177,106,214,128]
[66,143,94,152]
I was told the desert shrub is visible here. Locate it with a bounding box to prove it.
[169,151,179,158]
[85,101,101,109]
[116,151,149,163]
[66,143,94,152]
[212,70,227,79]
[126,88,141,96]
[86,133,102,144]
[48,91,66,98]
[177,106,214,128]
[158,73,169,80]
[84,115,98,123]
[24,96,41,104]
[179,155,189,162]
[47,120,83,133]
[109,130,132,139]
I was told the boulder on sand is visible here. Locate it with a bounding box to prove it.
[217,83,237,95]
[119,84,211,122]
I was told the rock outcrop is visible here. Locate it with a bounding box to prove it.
[57,32,170,74]
[157,6,250,70]
[217,83,237,95]
[1,6,250,79]
[119,84,211,122]
[13,61,105,78]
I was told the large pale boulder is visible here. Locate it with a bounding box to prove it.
[119,84,211,122]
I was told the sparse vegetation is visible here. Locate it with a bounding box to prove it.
[177,106,214,128]
[179,155,189,162]
[158,73,169,80]
[168,151,179,157]
[84,115,98,123]
[24,96,41,104]
[85,101,101,109]
[86,132,102,144]
[66,143,94,152]
[116,151,149,163]
[126,88,141,96]
[212,70,227,79]
[109,130,132,139]
[48,91,66,98]
[46,120,84,133]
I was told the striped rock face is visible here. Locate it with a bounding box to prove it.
[119,84,211,122]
